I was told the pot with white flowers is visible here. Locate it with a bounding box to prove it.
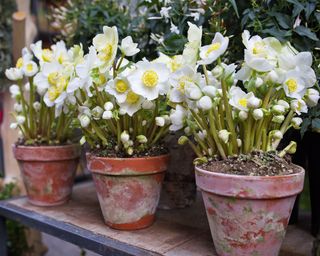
[167,24,318,256]
[71,26,171,230]
[6,42,82,206]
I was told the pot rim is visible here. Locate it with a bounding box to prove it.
[13,143,80,149]
[86,152,170,161]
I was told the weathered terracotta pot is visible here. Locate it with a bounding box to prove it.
[195,164,305,256]
[13,144,80,206]
[87,153,170,230]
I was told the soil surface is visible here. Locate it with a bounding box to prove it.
[16,138,74,147]
[200,151,301,176]
[91,143,168,158]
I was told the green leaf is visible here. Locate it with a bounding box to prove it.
[228,0,239,18]
[304,2,316,20]
[312,118,320,129]
[271,12,291,29]
[294,26,319,41]
[300,118,311,137]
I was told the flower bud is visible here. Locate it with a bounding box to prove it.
[16,115,26,124]
[33,102,41,111]
[25,82,30,91]
[272,130,283,140]
[137,135,148,144]
[202,86,217,98]
[291,117,303,129]
[119,108,126,115]
[10,123,18,129]
[80,136,86,145]
[247,96,261,108]
[142,100,155,110]
[127,147,133,155]
[104,102,114,111]
[272,105,285,115]
[277,100,290,110]
[91,106,103,120]
[252,109,263,120]
[14,103,23,112]
[5,68,23,81]
[305,88,320,107]
[155,116,165,127]
[79,115,90,128]
[197,96,212,111]
[237,138,242,147]
[102,110,113,120]
[265,70,279,84]
[121,131,130,143]
[9,84,20,98]
[198,130,207,140]
[178,136,189,145]
[286,141,297,154]
[239,110,248,121]
[218,129,230,144]
[212,66,223,77]
[142,120,147,126]
[184,127,191,135]
[163,115,171,125]
[272,115,285,124]
[255,77,263,88]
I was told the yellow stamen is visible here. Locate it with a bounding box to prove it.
[238,98,247,107]
[98,44,113,61]
[48,87,59,101]
[96,74,107,86]
[171,56,182,72]
[142,70,158,88]
[115,80,128,93]
[253,42,265,55]
[178,76,193,92]
[126,91,140,104]
[56,76,68,93]
[58,54,65,64]
[286,79,298,93]
[42,49,53,62]
[26,63,34,72]
[16,58,23,69]
[206,42,221,56]
[48,72,59,86]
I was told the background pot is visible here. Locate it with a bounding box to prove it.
[195,164,305,256]
[13,144,80,206]
[87,153,170,230]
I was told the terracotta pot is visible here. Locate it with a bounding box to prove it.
[87,153,170,230]
[13,144,80,206]
[195,164,305,256]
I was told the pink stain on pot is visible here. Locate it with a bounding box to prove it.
[13,144,80,206]
[87,153,170,230]
[195,165,305,256]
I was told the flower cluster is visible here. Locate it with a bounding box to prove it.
[6,41,82,144]
[166,24,318,161]
[69,26,172,156]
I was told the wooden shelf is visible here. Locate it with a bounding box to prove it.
[0,182,313,255]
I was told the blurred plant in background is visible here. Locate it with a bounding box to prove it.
[0,0,16,82]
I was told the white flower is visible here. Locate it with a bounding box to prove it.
[142,120,147,126]
[128,60,170,100]
[5,68,23,81]
[9,85,20,98]
[79,115,90,128]
[197,96,212,110]
[272,105,286,115]
[118,91,144,116]
[155,116,165,127]
[22,61,38,77]
[190,12,200,21]
[291,117,303,129]
[272,115,285,124]
[305,88,319,107]
[182,22,202,66]
[283,71,306,99]
[104,102,114,111]
[170,22,180,34]
[153,53,183,72]
[160,7,171,20]
[264,70,280,84]
[229,86,256,111]
[93,26,118,72]
[14,103,23,112]
[255,77,264,88]
[198,32,229,65]
[202,85,218,98]
[239,110,248,121]
[212,65,224,78]
[252,108,264,120]
[169,105,187,131]
[277,100,290,110]
[120,36,140,57]
[247,95,261,108]
[91,106,103,120]
[218,129,230,144]
[198,130,207,140]
[33,102,41,111]
[24,82,30,91]
[106,76,130,104]
[121,131,130,143]
[16,115,25,124]
[291,99,308,115]
[102,110,113,120]
[10,123,18,129]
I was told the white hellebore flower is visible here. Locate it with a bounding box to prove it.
[252,108,264,120]
[128,60,170,100]
[291,99,308,115]
[169,105,187,131]
[199,32,229,65]
[106,76,130,104]
[5,68,23,81]
[283,71,305,99]
[9,85,20,98]
[118,91,144,116]
[229,86,257,111]
[30,41,53,64]
[93,26,118,72]
[305,88,320,107]
[218,129,230,144]
[291,117,303,129]
[155,116,165,127]
[182,22,202,66]
[120,36,140,57]
[197,96,212,110]
[22,61,38,77]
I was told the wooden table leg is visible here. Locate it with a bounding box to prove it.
[0,215,7,256]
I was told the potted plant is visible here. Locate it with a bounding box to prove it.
[69,25,171,230]
[6,41,82,206]
[167,23,318,255]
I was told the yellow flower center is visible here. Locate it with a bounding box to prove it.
[96,74,107,86]
[238,98,247,107]
[98,44,113,61]
[142,70,158,87]
[58,54,65,64]
[42,49,53,62]
[115,80,128,93]
[178,76,193,92]
[171,56,182,72]
[16,58,23,68]
[56,76,68,93]
[253,42,265,55]
[286,79,298,93]
[48,86,59,101]
[26,63,34,72]
[126,91,140,104]
[48,72,59,86]
[206,42,221,56]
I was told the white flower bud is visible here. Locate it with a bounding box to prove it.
[184,127,191,135]
[272,115,285,123]
[277,100,290,109]
[212,66,223,77]
[10,123,18,129]
[92,106,103,120]
[128,140,133,146]
[142,100,155,110]
[137,135,147,144]
[197,96,212,110]
[142,120,147,126]
[272,105,285,115]
[273,130,283,140]
[79,115,90,128]
[239,110,248,121]
[305,88,320,107]
[247,96,261,108]
[237,138,242,147]
[218,129,230,144]
[24,82,30,91]
[202,86,217,98]
[119,108,126,115]
[155,116,165,127]
[9,84,20,98]
[5,68,23,81]
[252,109,263,120]
[129,127,133,133]
[127,147,134,155]
[33,102,41,111]
[104,102,114,111]
[265,70,279,84]
[80,136,86,145]
[291,117,303,129]
[121,131,130,143]
[14,103,23,112]
[102,110,113,120]
[163,115,171,125]
[255,77,263,88]
[16,115,26,124]
[198,130,207,140]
